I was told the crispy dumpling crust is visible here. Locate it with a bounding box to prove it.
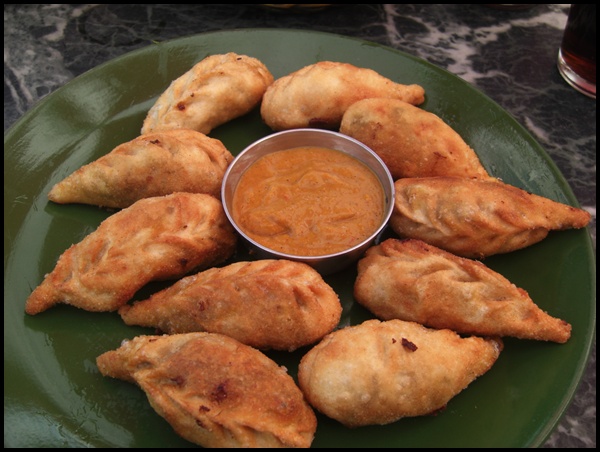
[391,177,591,258]
[96,333,317,448]
[141,52,274,135]
[260,61,425,131]
[340,98,492,180]
[355,239,571,343]
[119,259,342,351]
[48,129,234,209]
[25,193,237,315]
[298,319,502,428]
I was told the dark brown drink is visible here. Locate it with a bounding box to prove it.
[557,4,596,98]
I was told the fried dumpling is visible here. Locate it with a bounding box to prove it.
[339,98,492,180]
[391,177,591,258]
[119,259,342,351]
[97,333,317,448]
[25,193,237,315]
[354,239,571,343]
[297,319,502,428]
[260,61,425,131]
[48,129,234,209]
[141,53,274,135]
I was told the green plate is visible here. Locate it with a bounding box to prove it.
[4,29,596,448]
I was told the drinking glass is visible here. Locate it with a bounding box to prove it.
[557,4,596,99]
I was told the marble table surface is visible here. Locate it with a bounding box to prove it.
[4,4,595,448]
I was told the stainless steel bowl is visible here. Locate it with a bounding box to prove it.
[221,128,395,275]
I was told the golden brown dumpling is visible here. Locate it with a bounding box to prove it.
[25,193,237,315]
[119,259,342,351]
[260,61,425,131]
[141,53,274,135]
[97,333,317,448]
[298,319,502,427]
[354,238,571,343]
[48,129,234,209]
[339,98,492,180]
[391,177,591,258]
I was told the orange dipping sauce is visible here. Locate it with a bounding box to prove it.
[231,146,385,256]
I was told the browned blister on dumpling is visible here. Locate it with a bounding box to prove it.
[141,53,274,135]
[298,319,502,428]
[119,259,342,351]
[96,333,317,448]
[340,98,492,180]
[391,177,591,258]
[48,129,234,209]
[355,239,571,343]
[25,193,237,315]
[260,61,425,131]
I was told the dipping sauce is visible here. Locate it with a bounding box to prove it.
[231,146,385,256]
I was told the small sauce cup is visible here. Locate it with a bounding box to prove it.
[221,128,395,275]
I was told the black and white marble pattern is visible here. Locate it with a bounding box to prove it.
[4,4,595,448]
